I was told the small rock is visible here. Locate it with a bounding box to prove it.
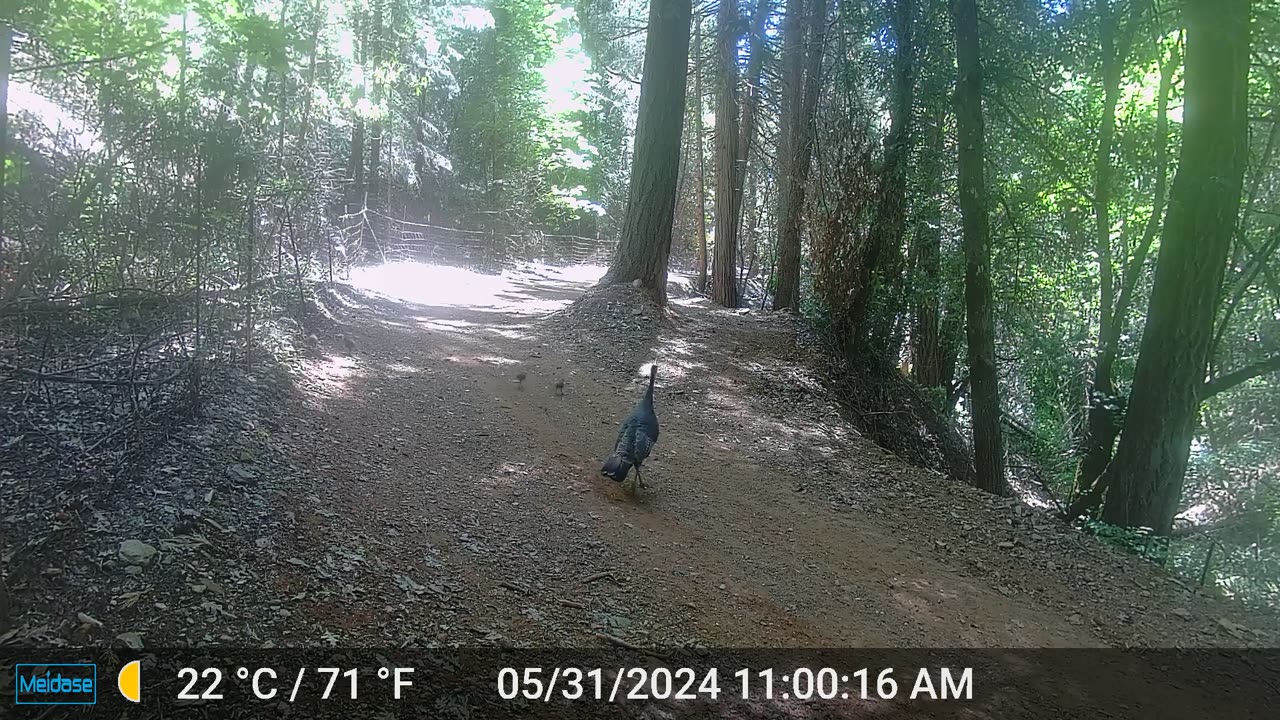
[996,541,1016,549]
[1067,613,1085,626]
[1217,618,1249,638]
[1171,608,1192,620]
[116,632,145,650]
[118,539,157,566]
[227,465,257,480]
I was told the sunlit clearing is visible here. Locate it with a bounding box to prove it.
[299,354,360,396]
[671,296,710,309]
[654,338,705,376]
[660,338,697,358]
[336,28,355,59]
[348,261,605,313]
[1180,502,1213,524]
[375,318,416,329]
[489,327,532,341]
[415,317,478,331]
[10,83,102,152]
[1009,479,1057,510]
[448,6,495,30]
[542,32,591,116]
[642,353,689,383]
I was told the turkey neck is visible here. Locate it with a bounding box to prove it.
[644,368,657,407]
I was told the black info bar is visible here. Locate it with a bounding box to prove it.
[3,648,1275,719]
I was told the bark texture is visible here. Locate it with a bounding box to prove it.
[601,0,694,305]
[711,0,743,307]
[952,0,1009,495]
[1099,0,1251,532]
[772,0,827,310]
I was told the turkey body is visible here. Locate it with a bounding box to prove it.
[601,364,660,487]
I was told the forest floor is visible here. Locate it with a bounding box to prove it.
[4,261,1279,716]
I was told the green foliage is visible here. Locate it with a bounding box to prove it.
[1082,519,1171,564]
[5,0,1280,610]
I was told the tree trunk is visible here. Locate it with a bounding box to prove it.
[952,0,1008,496]
[600,0,693,305]
[413,83,434,216]
[1092,0,1121,381]
[0,22,10,244]
[1071,0,1144,507]
[846,0,915,345]
[694,16,709,294]
[772,0,827,310]
[275,0,291,174]
[711,0,743,307]
[295,0,322,159]
[348,119,366,201]
[911,107,946,391]
[346,12,367,209]
[368,123,382,203]
[732,0,771,246]
[1098,0,1250,532]
[366,1,384,211]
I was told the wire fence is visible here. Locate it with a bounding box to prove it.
[337,207,617,273]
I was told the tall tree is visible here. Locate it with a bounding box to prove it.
[732,0,771,247]
[910,100,952,393]
[952,0,1008,495]
[1070,32,1181,513]
[1098,0,1251,532]
[846,0,916,346]
[601,0,693,304]
[0,22,10,243]
[772,0,827,310]
[1070,0,1146,505]
[711,0,743,307]
[346,8,368,210]
[366,1,385,213]
[694,16,709,294]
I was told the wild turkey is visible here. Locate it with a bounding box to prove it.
[601,364,660,489]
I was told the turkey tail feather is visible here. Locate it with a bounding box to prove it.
[601,454,631,482]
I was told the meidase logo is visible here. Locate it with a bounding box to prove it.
[14,664,98,705]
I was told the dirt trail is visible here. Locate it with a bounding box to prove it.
[273,264,1207,652]
[8,263,1274,718]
